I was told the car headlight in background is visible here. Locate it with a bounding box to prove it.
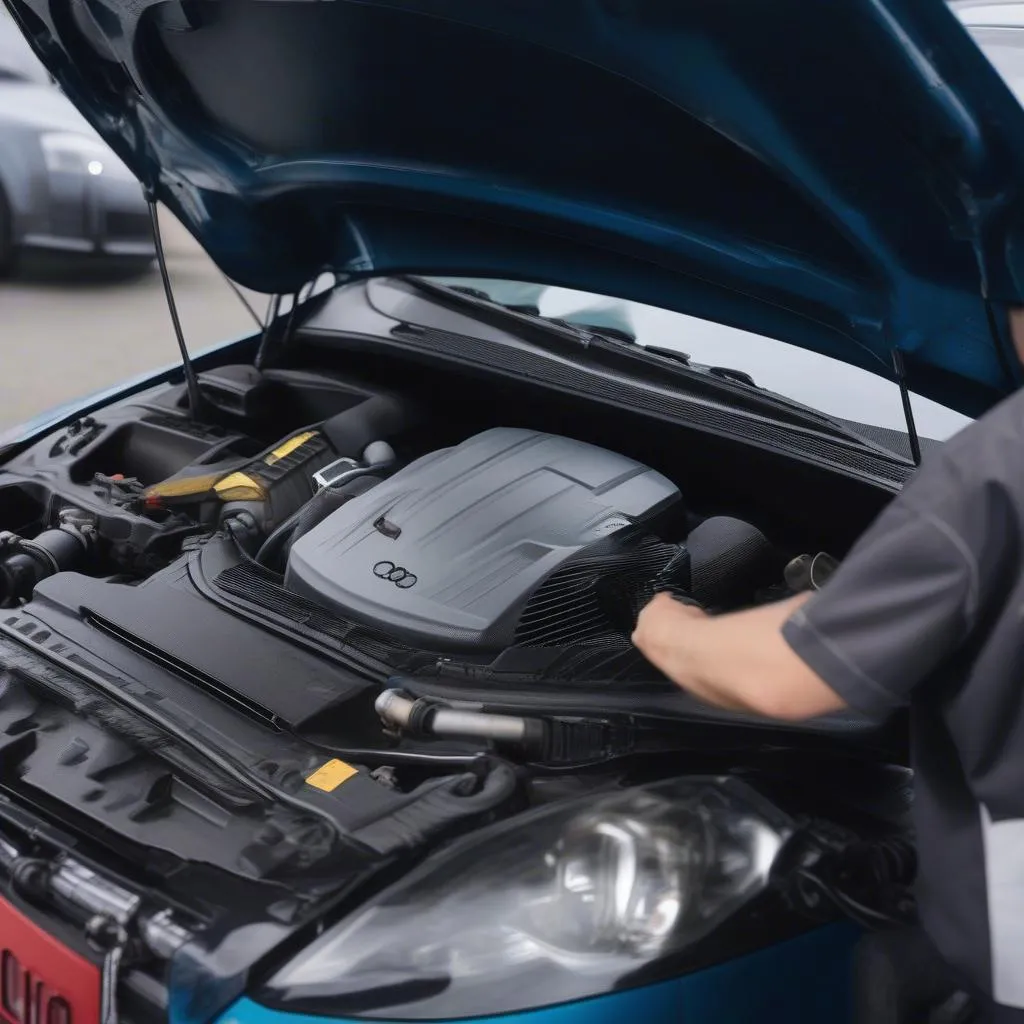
[262,777,791,1020]
[39,131,136,181]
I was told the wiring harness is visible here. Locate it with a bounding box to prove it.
[781,819,917,929]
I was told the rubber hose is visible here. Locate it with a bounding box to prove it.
[255,474,380,570]
[376,689,531,743]
[685,516,773,608]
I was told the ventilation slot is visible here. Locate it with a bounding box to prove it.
[514,537,679,647]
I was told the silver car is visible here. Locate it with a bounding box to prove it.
[0,9,154,274]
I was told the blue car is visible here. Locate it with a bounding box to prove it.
[0,1,1022,1023]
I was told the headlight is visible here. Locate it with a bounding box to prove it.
[39,131,136,181]
[264,777,791,1020]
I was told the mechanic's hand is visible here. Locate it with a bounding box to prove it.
[632,591,708,674]
[783,551,839,593]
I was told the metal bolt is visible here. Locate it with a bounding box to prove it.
[85,915,128,953]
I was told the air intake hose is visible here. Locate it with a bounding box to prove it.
[255,473,382,571]
[682,516,774,609]
[601,518,774,632]
[0,511,95,606]
[375,689,546,751]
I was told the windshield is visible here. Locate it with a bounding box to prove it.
[426,277,971,443]
[956,3,1024,110]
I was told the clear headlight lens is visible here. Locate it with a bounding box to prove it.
[266,777,791,1020]
[40,131,136,181]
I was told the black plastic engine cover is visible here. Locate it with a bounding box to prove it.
[286,428,680,651]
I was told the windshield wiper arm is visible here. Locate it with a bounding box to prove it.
[634,348,761,395]
[645,348,758,390]
[583,335,878,442]
[403,275,593,350]
[644,345,692,365]
[549,319,637,345]
[400,276,910,461]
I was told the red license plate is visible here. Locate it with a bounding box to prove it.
[0,897,100,1024]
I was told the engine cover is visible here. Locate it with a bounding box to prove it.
[285,428,679,650]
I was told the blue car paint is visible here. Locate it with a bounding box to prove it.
[215,924,859,1024]
[12,0,1024,417]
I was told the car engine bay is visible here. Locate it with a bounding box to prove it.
[0,353,917,979]
[0,365,865,728]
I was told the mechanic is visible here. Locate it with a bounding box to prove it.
[632,309,1024,1024]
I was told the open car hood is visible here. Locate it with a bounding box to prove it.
[8,0,1024,416]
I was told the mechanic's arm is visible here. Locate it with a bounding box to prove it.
[632,592,845,720]
[634,492,990,723]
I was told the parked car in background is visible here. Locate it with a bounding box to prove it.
[0,8,153,275]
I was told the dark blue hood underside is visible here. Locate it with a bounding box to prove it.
[8,0,1024,416]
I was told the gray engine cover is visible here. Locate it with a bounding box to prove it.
[285,428,679,649]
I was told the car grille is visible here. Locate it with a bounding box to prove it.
[49,199,86,239]
[104,210,151,239]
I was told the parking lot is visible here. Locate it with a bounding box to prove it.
[1,212,261,429]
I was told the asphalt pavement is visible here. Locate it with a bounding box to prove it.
[1,211,263,429]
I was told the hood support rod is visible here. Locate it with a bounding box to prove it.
[891,349,921,466]
[255,293,283,370]
[146,197,204,420]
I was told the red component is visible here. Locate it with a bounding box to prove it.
[0,898,100,1024]
[109,474,125,482]
[143,494,162,510]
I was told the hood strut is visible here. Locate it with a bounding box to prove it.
[146,197,204,420]
[891,350,921,466]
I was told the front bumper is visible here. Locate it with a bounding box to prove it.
[23,171,155,259]
[216,924,858,1024]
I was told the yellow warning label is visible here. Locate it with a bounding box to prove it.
[213,471,267,502]
[144,473,221,499]
[265,430,318,465]
[305,759,358,792]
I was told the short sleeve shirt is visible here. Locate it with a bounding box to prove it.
[782,385,1024,1011]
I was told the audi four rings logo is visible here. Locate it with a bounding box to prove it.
[373,561,417,588]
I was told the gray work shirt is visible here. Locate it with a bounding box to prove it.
[782,386,1024,1011]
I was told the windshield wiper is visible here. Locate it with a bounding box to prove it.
[645,345,691,365]
[639,347,759,390]
[402,276,910,461]
[549,319,637,345]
